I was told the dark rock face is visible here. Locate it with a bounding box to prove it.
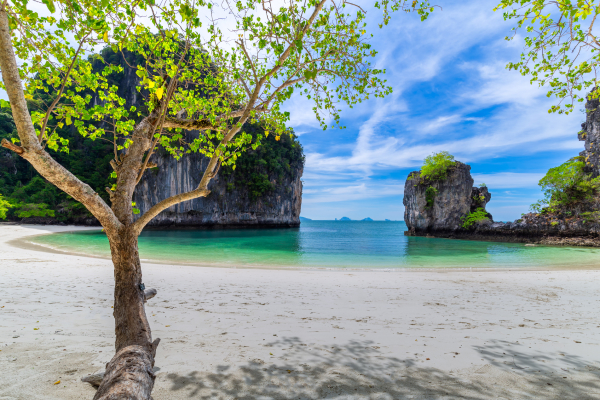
[403,162,491,235]
[580,93,600,177]
[132,148,303,228]
[468,214,600,246]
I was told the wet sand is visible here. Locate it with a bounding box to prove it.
[1,224,600,399]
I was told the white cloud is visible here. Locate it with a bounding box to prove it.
[302,180,405,204]
[471,172,544,188]
[421,115,463,134]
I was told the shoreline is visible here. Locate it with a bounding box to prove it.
[2,224,600,399]
[11,224,600,272]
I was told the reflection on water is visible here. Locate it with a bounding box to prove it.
[29,221,600,269]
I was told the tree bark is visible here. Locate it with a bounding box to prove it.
[93,229,159,400]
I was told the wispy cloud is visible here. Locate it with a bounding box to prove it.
[471,173,544,188]
[290,0,586,220]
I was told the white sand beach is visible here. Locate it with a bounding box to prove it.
[1,224,600,399]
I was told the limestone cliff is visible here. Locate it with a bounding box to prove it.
[133,129,303,228]
[404,162,492,236]
[403,158,600,245]
[579,93,600,180]
[1,47,305,227]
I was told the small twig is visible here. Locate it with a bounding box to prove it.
[38,32,90,143]
[344,1,365,12]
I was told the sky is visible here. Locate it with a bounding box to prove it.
[285,0,584,222]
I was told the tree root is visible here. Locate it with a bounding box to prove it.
[92,345,156,400]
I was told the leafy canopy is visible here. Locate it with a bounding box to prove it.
[420,151,456,181]
[495,0,600,114]
[530,156,600,212]
[7,0,437,174]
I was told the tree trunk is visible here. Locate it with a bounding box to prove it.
[93,229,159,400]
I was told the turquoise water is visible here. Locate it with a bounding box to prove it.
[29,221,600,269]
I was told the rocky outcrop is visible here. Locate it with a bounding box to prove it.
[404,162,492,236]
[404,156,600,246]
[465,214,600,246]
[580,91,600,177]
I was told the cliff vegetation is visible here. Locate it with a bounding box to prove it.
[530,156,600,214]
[420,151,456,181]
[0,47,304,223]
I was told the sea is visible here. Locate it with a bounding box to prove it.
[29,220,600,269]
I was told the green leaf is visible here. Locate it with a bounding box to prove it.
[42,0,56,13]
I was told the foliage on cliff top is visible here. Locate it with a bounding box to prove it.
[221,125,304,200]
[531,157,600,213]
[420,151,456,181]
[495,0,600,114]
[462,208,490,229]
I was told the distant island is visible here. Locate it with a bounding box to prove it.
[299,216,312,221]
[334,217,378,221]
[385,219,391,221]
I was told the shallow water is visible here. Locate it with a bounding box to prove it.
[29,221,600,269]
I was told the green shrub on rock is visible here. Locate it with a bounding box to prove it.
[0,194,11,220]
[531,157,600,212]
[425,186,438,209]
[462,208,490,229]
[421,151,456,181]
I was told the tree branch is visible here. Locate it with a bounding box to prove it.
[161,117,219,130]
[0,8,122,236]
[132,187,210,234]
[38,32,90,143]
[161,109,246,130]
[1,138,24,154]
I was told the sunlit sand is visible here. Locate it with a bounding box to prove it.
[1,224,600,399]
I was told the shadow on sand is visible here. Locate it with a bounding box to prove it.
[156,337,600,399]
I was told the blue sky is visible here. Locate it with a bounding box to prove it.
[285,0,584,221]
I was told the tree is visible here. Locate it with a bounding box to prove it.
[495,0,600,114]
[0,0,434,398]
